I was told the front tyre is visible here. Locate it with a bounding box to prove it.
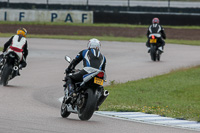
[1,64,12,86]
[60,98,71,118]
[78,89,98,121]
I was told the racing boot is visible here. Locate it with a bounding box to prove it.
[158,46,163,53]
[147,47,151,53]
[64,84,74,104]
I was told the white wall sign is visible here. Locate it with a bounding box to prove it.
[0,9,93,23]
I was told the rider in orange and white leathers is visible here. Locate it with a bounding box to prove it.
[1,28,28,69]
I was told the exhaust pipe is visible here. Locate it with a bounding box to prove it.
[97,90,109,108]
[103,90,109,97]
[13,66,18,71]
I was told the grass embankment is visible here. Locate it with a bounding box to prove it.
[1,22,200,45]
[102,66,200,121]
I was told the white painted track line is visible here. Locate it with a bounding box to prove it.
[59,97,200,131]
[95,111,200,131]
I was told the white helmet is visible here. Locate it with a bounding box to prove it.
[87,38,101,50]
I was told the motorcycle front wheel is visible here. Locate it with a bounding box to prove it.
[60,98,71,118]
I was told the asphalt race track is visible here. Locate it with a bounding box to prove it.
[0,38,200,133]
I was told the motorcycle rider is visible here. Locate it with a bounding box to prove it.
[64,38,106,103]
[0,28,28,75]
[146,17,166,53]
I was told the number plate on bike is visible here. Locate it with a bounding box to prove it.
[150,39,157,43]
[94,77,103,85]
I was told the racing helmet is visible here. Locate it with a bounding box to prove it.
[87,38,101,50]
[152,18,160,24]
[17,28,27,37]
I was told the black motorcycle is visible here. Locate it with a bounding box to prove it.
[149,35,162,61]
[61,56,109,121]
[0,51,20,86]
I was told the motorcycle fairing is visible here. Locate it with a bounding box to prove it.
[81,70,103,86]
[149,33,161,38]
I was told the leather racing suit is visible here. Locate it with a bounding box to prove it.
[146,24,166,49]
[64,48,106,96]
[2,34,28,68]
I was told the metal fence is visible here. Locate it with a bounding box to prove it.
[0,0,200,13]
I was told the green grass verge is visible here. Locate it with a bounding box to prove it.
[1,33,200,46]
[102,66,200,121]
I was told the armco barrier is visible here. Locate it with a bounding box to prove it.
[0,9,93,23]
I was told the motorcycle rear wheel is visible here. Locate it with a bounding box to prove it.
[78,89,97,121]
[150,46,156,61]
[1,64,12,86]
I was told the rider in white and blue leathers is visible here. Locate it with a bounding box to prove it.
[64,38,106,101]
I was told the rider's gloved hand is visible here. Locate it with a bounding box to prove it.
[65,68,72,74]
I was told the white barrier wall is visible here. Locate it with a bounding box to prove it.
[0,9,93,23]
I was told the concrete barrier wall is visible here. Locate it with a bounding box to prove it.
[0,9,199,25]
[94,12,200,26]
[0,9,93,23]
